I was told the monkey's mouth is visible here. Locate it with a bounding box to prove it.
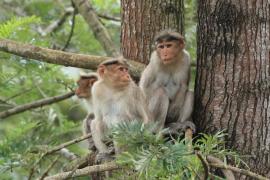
[162,59,173,64]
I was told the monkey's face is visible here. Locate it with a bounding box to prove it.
[156,41,183,65]
[102,64,131,88]
[75,77,97,98]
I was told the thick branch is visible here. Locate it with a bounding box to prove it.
[72,0,119,56]
[0,39,145,78]
[0,91,74,119]
[206,156,235,180]
[44,161,119,180]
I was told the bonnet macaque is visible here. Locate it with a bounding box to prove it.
[75,73,98,150]
[91,58,152,162]
[139,30,195,134]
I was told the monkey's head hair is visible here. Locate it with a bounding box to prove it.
[154,29,184,44]
[99,57,129,68]
[79,72,98,79]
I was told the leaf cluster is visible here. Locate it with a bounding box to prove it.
[111,122,244,180]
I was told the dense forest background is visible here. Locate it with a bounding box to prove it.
[1,0,269,179]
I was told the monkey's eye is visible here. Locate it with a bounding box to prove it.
[157,45,164,49]
[119,67,128,72]
[166,44,172,48]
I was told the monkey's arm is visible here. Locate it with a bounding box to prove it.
[90,116,109,153]
[139,64,155,91]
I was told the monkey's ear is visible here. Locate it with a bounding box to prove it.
[179,40,185,49]
[98,65,106,77]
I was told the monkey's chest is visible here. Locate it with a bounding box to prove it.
[102,98,134,127]
[159,75,180,99]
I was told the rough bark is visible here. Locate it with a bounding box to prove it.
[0,39,145,78]
[195,0,270,177]
[121,0,184,63]
[72,0,119,57]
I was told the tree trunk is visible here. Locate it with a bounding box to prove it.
[195,0,270,177]
[121,0,184,63]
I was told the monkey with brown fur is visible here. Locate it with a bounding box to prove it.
[139,30,195,134]
[91,58,152,162]
[75,72,98,151]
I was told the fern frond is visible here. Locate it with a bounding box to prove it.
[0,16,41,38]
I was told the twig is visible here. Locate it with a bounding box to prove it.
[45,133,92,155]
[39,7,74,36]
[208,162,269,180]
[195,151,209,180]
[63,153,96,172]
[28,133,92,180]
[39,156,60,180]
[62,2,77,51]
[97,12,121,22]
[0,91,75,119]
[44,161,119,180]
[4,87,35,101]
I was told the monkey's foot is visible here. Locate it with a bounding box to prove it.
[167,121,196,135]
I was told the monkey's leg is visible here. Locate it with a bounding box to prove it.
[148,88,169,132]
[91,120,113,163]
[167,90,195,133]
[82,113,96,151]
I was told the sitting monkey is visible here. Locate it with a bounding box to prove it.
[140,30,195,134]
[75,72,98,151]
[91,58,152,162]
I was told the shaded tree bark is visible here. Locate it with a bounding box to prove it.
[121,0,184,63]
[194,0,270,177]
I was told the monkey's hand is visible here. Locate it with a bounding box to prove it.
[95,152,114,164]
[167,121,196,135]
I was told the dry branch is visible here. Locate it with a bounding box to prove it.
[44,161,119,180]
[206,155,235,180]
[39,7,74,36]
[72,0,119,57]
[208,163,269,180]
[0,91,74,119]
[45,133,92,156]
[0,39,145,78]
[97,12,121,22]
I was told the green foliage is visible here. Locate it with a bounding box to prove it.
[112,122,243,179]
[0,16,40,38]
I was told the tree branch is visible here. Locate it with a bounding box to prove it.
[61,6,76,51]
[45,133,92,156]
[39,156,60,180]
[0,39,145,78]
[195,151,209,180]
[96,12,121,22]
[206,155,235,180]
[44,161,119,180]
[38,7,74,36]
[208,162,269,180]
[72,0,119,57]
[0,91,74,119]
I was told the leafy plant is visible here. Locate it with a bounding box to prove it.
[111,122,244,179]
[0,16,40,38]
